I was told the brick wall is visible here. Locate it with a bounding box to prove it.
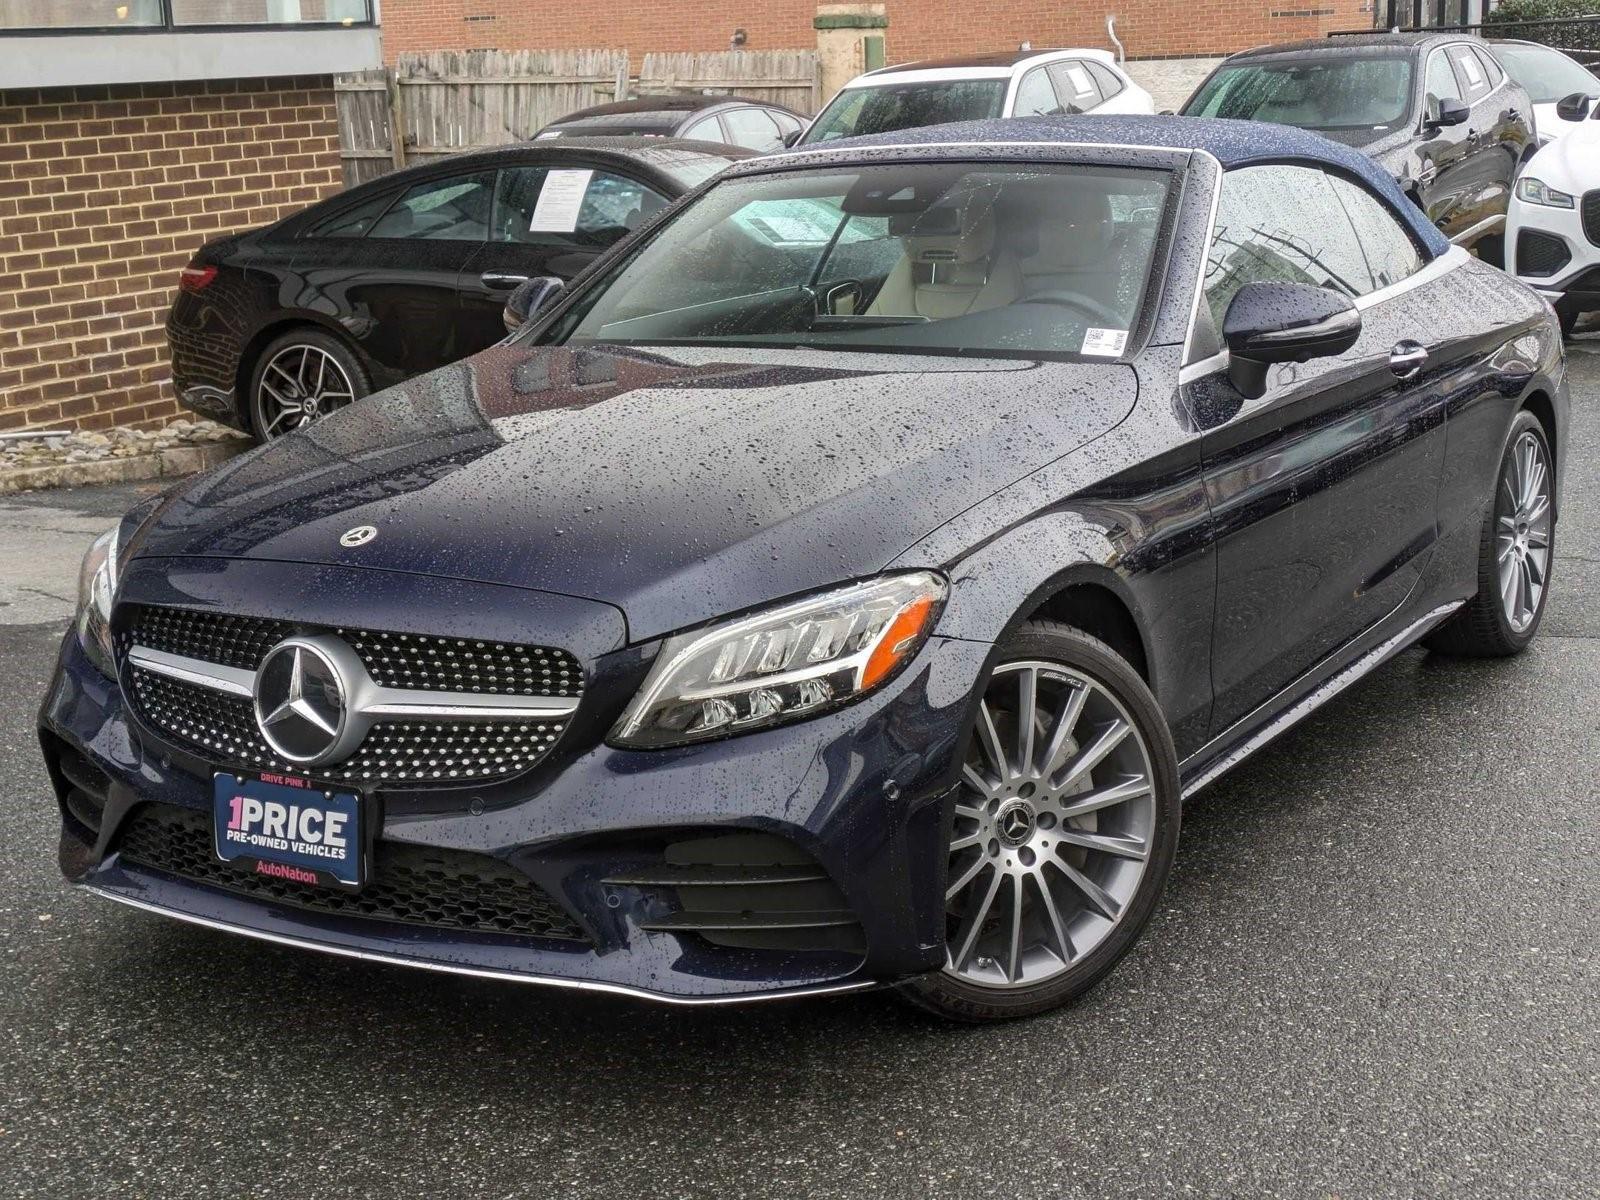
[379,0,1372,63]
[0,77,342,433]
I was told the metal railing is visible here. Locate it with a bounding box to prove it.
[0,0,374,35]
[1330,11,1600,65]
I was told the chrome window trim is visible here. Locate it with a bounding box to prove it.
[1177,245,1472,385]
[1179,154,1225,369]
[762,137,1199,166]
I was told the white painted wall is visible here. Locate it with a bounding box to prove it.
[1124,57,1226,112]
[0,26,381,89]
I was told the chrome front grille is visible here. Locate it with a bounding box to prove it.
[126,605,584,696]
[120,606,582,788]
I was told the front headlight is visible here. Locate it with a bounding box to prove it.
[610,571,947,749]
[75,526,121,676]
[1517,176,1575,209]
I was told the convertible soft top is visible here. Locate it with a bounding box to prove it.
[757,114,1453,260]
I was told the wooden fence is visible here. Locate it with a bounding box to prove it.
[637,50,822,116]
[335,48,821,188]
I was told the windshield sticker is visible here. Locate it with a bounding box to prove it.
[530,168,594,232]
[1064,64,1095,97]
[1459,53,1484,87]
[1081,328,1128,357]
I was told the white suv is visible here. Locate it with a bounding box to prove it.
[798,49,1155,146]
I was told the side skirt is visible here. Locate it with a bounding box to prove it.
[1179,600,1464,799]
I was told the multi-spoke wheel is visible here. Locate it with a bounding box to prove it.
[1496,430,1552,634]
[1427,411,1556,658]
[247,329,369,442]
[899,621,1181,1022]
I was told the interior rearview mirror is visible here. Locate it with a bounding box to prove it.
[1222,281,1362,400]
[503,276,565,335]
[1426,96,1471,130]
[1555,91,1594,122]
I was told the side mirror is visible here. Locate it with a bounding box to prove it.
[1223,281,1362,400]
[1426,96,1470,130]
[781,128,803,148]
[502,275,565,335]
[1555,91,1594,122]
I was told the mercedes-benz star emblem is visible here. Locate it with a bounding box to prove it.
[339,525,377,548]
[254,639,349,765]
[996,800,1036,847]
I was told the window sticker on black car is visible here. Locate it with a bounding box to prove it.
[530,169,595,233]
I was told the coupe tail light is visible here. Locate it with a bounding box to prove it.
[178,264,217,293]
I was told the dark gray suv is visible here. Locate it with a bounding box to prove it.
[1184,32,1535,263]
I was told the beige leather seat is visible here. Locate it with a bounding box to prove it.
[867,196,1021,320]
[1013,187,1116,301]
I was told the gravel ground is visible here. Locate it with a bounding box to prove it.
[0,352,1596,1199]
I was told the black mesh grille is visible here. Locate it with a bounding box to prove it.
[132,605,293,672]
[1583,191,1600,246]
[116,802,588,942]
[341,628,583,697]
[1517,229,1571,278]
[129,669,565,787]
[124,605,584,698]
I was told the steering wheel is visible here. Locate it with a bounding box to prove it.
[1019,289,1126,327]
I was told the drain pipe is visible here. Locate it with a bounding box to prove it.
[1106,14,1126,63]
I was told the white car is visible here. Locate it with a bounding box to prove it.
[1507,118,1600,332]
[1489,39,1599,146]
[797,49,1154,146]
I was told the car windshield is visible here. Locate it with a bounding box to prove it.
[799,80,1008,144]
[551,162,1170,360]
[1184,53,1414,142]
[1492,43,1599,103]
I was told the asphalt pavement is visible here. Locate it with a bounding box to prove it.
[1,353,1597,1199]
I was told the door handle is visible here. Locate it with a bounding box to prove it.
[480,271,530,290]
[1389,341,1428,379]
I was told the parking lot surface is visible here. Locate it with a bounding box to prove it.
[1,352,1596,1199]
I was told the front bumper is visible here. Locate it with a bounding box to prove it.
[40,584,988,1005]
[1507,196,1600,307]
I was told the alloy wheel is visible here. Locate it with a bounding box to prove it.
[257,343,355,438]
[943,660,1158,989]
[1496,430,1552,634]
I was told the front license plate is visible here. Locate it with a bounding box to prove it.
[213,772,364,890]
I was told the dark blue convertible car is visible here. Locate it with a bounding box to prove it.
[42,117,1566,1020]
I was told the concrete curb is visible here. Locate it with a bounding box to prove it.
[0,441,249,495]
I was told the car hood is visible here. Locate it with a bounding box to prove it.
[132,342,1137,641]
[1521,121,1600,190]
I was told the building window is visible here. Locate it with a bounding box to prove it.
[0,0,372,31]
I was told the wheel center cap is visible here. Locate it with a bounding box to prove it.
[996,799,1037,848]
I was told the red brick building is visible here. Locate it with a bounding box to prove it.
[0,3,378,433]
[379,0,1373,65]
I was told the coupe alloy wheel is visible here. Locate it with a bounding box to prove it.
[257,343,356,438]
[1496,430,1553,634]
[943,659,1158,989]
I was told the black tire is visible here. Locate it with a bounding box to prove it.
[1426,410,1555,657]
[1473,232,1505,270]
[247,327,370,442]
[1555,298,1580,339]
[896,620,1181,1022]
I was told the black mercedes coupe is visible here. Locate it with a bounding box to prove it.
[50,117,1565,1021]
[165,138,750,441]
